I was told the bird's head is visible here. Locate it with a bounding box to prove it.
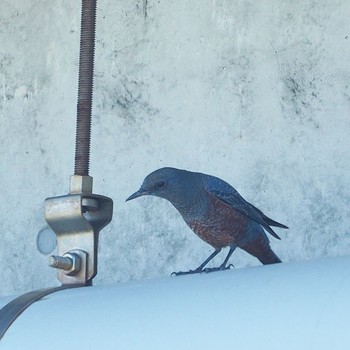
[126,167,192,204]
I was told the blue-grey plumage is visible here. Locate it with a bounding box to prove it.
[126,167,288,275]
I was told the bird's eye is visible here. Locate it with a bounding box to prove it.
[156,181,165,189]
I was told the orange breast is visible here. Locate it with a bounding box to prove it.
[188,196,249,249]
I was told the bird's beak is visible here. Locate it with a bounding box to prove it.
[126,188,149,202]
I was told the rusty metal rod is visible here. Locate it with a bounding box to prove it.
[74,0,97,176]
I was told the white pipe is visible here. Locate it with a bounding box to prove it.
[1,256,349,349]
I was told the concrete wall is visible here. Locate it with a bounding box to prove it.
[1,0,349,296]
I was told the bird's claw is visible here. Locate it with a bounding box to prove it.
[171,269,203,276]
[203,264,234,274]
[171,264,234,276]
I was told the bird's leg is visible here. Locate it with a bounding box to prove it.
[203,247,236,273]
[171,249,222,276]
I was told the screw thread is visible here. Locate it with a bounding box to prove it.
[74,0,97,176]
[48,255,73,271]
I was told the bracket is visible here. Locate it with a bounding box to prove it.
[45,175,113,286]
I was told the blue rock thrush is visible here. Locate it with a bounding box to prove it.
[126,167,288,275]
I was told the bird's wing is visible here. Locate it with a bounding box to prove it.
[205,177,285,239]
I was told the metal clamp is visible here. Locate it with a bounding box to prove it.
[0,285,82,340]
[45,175,113,286]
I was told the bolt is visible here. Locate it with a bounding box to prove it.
[48,253,81,275]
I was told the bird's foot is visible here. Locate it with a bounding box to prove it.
[171,268,204,276]
[203,264,234,274]
[171,264,234,276]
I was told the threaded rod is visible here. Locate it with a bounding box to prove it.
[74,0,97,176]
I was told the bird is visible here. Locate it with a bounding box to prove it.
[126,167,288,275]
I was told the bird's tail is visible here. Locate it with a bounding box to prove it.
[240,234,282,265]
[250,204,288,229]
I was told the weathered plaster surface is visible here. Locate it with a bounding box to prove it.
[1,0,349,296]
